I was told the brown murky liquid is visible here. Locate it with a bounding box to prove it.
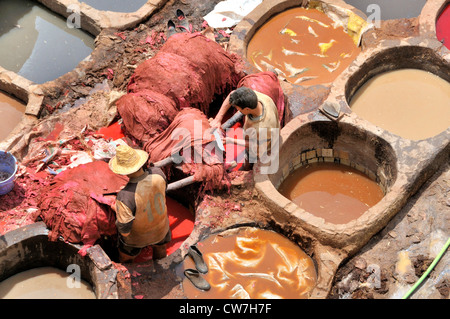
[0,267,96,299]
[0,91,26,141]
[247,7,360,86]
[350,69,450,141]
[183,227,317,299]
[278,162,384,224]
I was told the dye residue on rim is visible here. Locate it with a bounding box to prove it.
[0,91,26,141]
[344,0,427,20]
[349,68,450,141]
[81,0,148,13]
[436,3,450,50]
[278,162,384,225]
[247,7,360,86]
[182,227,317,299]
[0,0,95,84]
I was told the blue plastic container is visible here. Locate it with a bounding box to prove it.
[0,151,18,195]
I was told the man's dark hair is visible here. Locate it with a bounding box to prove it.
[229,87,258,110]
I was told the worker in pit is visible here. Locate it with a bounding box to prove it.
[108,144,171,263]
[209,86,280,171]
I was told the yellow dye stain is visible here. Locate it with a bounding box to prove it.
[318,39,336,55]
[280,28,297,36]
[396,251,412,275]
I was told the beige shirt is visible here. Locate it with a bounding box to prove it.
[115,169,169,247]
[243,91,280,158]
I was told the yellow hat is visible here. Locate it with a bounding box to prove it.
[109,144,149,175]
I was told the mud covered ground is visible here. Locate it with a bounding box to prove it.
[1,0,448,299]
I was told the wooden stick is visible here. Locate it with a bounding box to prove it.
[222,111,243,129]
[166,175,195,192]
[153,156,175,168]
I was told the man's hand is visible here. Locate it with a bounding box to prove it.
[209,117,222,130]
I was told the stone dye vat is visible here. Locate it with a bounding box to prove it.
[182,227,317,299]
[0,267,96,299]
[344,0,427,20]
[0,0,95,84]
[246,6,361,86]
[80,0,149,13]
[256,120,398,236]
[344,43,450,141]
[0,91,26,142]
[253,119,399,283]
[349,68,450,141]
[0,222,119,299]
[278,162,384,224]
[229,0,372,123]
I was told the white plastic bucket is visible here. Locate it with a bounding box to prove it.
[0,151,18,195]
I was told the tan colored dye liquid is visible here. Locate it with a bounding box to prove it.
[183,227,317,299]
[350,68,450,140]
[247,7,360,86]
[0,91,26,141]
[0,267,96,299]
[278,162,384,224]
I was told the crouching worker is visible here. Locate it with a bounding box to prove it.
[109,144,171,263]
[210,87,280,171]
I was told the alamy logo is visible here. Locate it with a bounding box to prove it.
[366,4,381,28]
[66,264,81,288]
[67,4,81,29]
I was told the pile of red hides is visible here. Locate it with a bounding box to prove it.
[116,89,178,143]
[37,161,128,255]
[144,108,227,190]
[126,32,242,114]
[238,71,285,126]
[117,32,242,146]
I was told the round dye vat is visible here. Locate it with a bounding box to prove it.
[0,0,95,84]
[0,91,26,141]
[247,7,360,86]
[344,0,427,20]
[182,227,317,299]
[81,0,148,13]
[349,68,450,141]
[278,162,384,225]
[436,3,450,50]
[0,267,96,299]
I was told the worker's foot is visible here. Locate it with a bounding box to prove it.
[187,245,208,274]
[184,269,210,291]
[167,20,177,38]
[176,9,191,32]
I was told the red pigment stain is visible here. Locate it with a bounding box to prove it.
[436,4,450,50]
[96,121,125,140]
[134,196,194,262]
[225,123,245,171]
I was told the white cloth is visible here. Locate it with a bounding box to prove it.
[203,0,263,28]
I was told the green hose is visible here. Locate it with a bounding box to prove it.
[402,237,450,299]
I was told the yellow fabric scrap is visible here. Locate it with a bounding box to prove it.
[347,11,370,46]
